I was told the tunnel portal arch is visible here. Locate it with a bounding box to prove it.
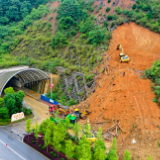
[0,68,50,96]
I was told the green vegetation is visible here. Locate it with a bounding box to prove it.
[106,7,110,12]
[0,0,50,25]
[144,61,160,104]
[123,0,160,33]
[0,87,32,125]
[29,118,153,160]
[0,5,50,54]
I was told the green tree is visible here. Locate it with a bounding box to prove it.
[107,137,118,160]
[52,123,66,157]
[0,98,4,107]
[0,107,9,119]
[51,31,68,49]
[104,21,108,27]
[80,18,94,33]
[106,7,110,12]
[57,0,82,21]
[44,125,51,152]
[39,119,50,134]
[76,135,92,160]
[65,139,75,160]
[34,121,39,143]
[88,26,107,46]
[94,146,106,160]
[123,150,131,160]
[132,4,137,10]
[4,87,14,94]
[73,123,81,141]
[26,119,32,140]
[4,93,18,116]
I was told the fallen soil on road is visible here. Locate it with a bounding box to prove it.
[75,22,160,159]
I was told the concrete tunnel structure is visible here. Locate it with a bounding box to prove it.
[0,67,52,96]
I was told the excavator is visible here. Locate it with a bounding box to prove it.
[117,44,129,62]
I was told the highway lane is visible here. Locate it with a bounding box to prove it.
[0,129,47,160]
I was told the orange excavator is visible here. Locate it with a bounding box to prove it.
[117,44,129,63]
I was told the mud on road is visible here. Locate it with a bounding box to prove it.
[76,23,160,159]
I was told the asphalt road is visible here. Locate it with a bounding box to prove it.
[0,129,47,160]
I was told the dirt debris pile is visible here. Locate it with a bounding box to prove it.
[74,23,160,159]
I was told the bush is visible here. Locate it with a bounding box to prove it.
[39,144,42,148]
[106,7,110,12]
[50,151,53,154]
[31,140,35,143]
[107,14,113,20]
[42,146,46,150]
[22,107,32,115]
[68,99,78,106]
[61,158,65,160]
[108,0,111,3]
[0,107,9,119]
[132,4,137,10]
[104,21,108,27]
[53,153,57,157]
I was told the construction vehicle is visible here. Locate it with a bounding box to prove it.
[49,104,70,116]
[117,44,129,62]
[83,119,96,143]
[70,109,90,120]
[49,104,60,114]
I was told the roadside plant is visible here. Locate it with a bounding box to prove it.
[65,139,75,160]
[123,150,131,160]
[26,119,32,140]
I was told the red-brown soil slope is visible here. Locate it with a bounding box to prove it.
[76,22,160,159]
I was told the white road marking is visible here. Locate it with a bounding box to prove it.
[0,140,26,160]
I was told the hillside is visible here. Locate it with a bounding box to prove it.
[75,22,160,159]
[0,0,160,159]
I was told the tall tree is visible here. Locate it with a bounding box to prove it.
[94,146,106,160]
[73,123,81,141]
[123,150,131,160]
[44,126,51,152]
[106,138,118,160]
[4,87,14,94]
[34,121,39,143]
[52,123,66,157]
[65,139,75,160]
[26,119,31,140]
[57,0,82,21]
[76,135,92,160]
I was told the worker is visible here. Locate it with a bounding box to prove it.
[123,72,125,77]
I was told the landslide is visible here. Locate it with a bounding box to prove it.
[76,22,160,159]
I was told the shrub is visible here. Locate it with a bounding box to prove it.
[50,151,53,154]
[104,21,108,27]
[68,99,78,106]
[106,7,110,12]
[108,0,111,3]
[39,144,42,148]
[132,4,137,10]
[53,153,57,157]
[107,14,113,20]
[113,2,115,4]
[42,146,46,150]
[22,107,32,115]
[61,158,65,160]
[31,140,35,143]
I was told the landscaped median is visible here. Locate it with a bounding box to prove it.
[24,133,67,160]
[0,87,33,125]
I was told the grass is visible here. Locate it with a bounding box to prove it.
[0,114,34,126]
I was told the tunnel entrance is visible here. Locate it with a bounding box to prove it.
[0,68,50,97]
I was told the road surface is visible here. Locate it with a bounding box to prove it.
[0,128,47,160]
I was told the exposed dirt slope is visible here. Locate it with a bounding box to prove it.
[76,23,160,159]
[44,1,60,35]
